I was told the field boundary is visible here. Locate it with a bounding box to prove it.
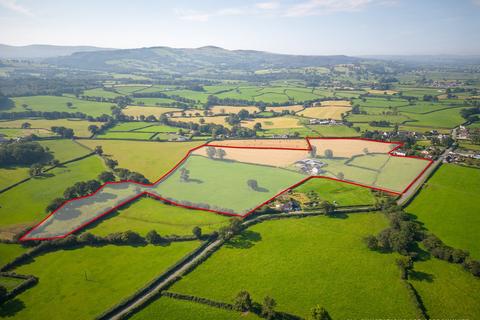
[20,137,433,241]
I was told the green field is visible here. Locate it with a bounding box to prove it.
[402,107,467,128]
[153,155,305,214]
[8,96,114,117]
[5,243,199,319]
[0,166,30,191]
[88,197,230,237]
[82,88,124,99]
[307,125,361,137]
[407,164,480,259]
[0,156,105,227]
[39,139,91,162]
[78,140,204,181]
[134,124,179,133]
[410,258,480,318]
[96,131,155,140]
[169,213,418,318]
[0,127,56,138]
[0,119,104,137]
[0,243,27,266]
[132,296,260,320]
[0,275,24,291]
[294,177,377,206]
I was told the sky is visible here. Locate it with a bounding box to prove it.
[0,0,480,55]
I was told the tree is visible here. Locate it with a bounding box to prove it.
[337,172,344,180]
[247,179,258,190]
[253,122,262,131]
[319,201,334,215]
[206,146,216,159]
[262,296,277,320]
[233,290,252,312]
[310,145,317,158]
[309,305,332,320]
[105,158,118,169]
[29,163,44,177]
[94,145,103,155]
[324,149,333,158]
[364,235,378,250]
[396,256,413,279]
[180,168,190,182]
[46,197,65,212]
[98,171,115,183]
[88,125,100,135]
[215,148,226,160]
[192,226,202,239]
[0,284,7,302]
[66,102,73,108]
[146,230,163,244]
[21,122,31,129]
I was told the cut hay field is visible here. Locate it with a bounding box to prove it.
[406,164,480,259]
[210,105,260,114]
[297,106,350,120]
[169,213,418,319]
[368,89,399,95]
[409,258,480,319]
[122,106,179,119]
[131,296,260,320]
[241,116,302,129]
[152,155,305,214]
[266,105,304,113]
[77,140,203,181]
[208,138,309,149]
[318,100,351,107]
[0,119,104,137]
[87,197,230,237]
[7,96,114,117]
[5,243,199,320]
[0,156,104,227]
[293,178,376,206]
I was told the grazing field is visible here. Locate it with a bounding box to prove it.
[0,166,30,191]
[113,84,152,94]
[8,96,114,117]
[78,140,203,180]
[307,125,360,137]
[0,128,55,138]
[402,107,467,128]
[0,119,103,137]
[297,106,351,120]
[133,97,177,106]
[82,88,124,99]
[134,124,179,133]
[107,122,153,131]
[87,197,230,237]
[0,156,104,227]
[169,213,417,319]
[0,243,27,266]
[407,164,480,259]
[131,296,260,320]
[39,139,91,162]
[152,155,305,214]
[96,131,155,140]
[6,243,199,320]
[293,178,377,206]
[257,126,318,137]
[172,116,230,127]
[241,116,302,129]
[410,258,480,319]
[122,106,179,119]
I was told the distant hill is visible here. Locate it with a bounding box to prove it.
[45,45,361,74]
[0,44,113,59]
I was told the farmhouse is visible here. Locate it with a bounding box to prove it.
[295,158,327,175]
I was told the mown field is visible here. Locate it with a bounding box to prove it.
[87,197,230,237]
[2,243,200,319]
[77,140,203,181]
[407,164,480,259]
[153,155,305,214]
[168,213,418,319]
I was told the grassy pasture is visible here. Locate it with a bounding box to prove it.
[122,106,179,119]
[407,164,480,259]
[96,131,155,140]
[39,139,91,162]
[82,88,124,99]
[352,97,408,108]
[172,116,230,127]
[0,119,104,137]
[8,96,114,117]
[402,107,466,128]
[108,122,152,131]
[0,166,30,191]
[169,213,418,319]
[78,140,204,181]
[0,128,55,138]
[257,126,317,137]
[152,155,305,214]
[132,296,260,320]
[0,156,104,227]
[133,97,177,106]
[410,258,480,319]
[133,124,179,133]
[307,125,360,137]
[88,197,230,237]
[5,243,199,320]
[0,243,27,266]
[113,85,152,94]
[294,178,376,206]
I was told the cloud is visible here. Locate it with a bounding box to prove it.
[255,1,280,10]
[176,7,244,22]
[285,0,374,16]
[0,0,32,16]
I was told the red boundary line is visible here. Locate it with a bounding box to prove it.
[20,137,433,241]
